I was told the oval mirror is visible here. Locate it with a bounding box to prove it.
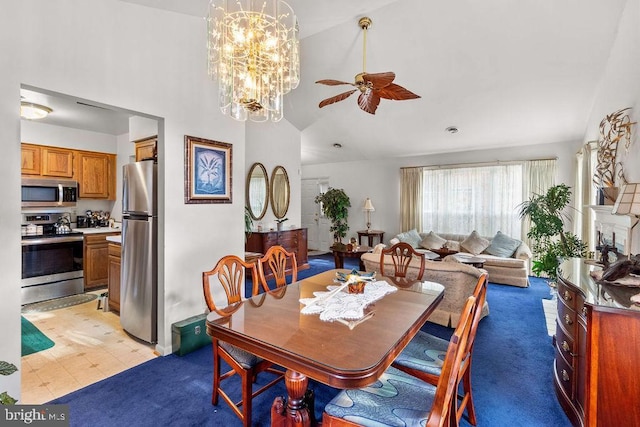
[270,166,290,219]
[246,163,269,220]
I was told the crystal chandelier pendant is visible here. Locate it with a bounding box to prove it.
[207,0,299,123]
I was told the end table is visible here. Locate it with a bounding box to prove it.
[357,230,384,247]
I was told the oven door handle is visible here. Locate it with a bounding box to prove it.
[58,183,63,206]
[22,235,84,246]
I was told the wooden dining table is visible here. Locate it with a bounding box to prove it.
[205,269,445,427]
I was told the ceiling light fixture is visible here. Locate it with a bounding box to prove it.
[333,143,342,148]
[20,102,52,120]
[446,126,459,134]
[207,0,300,122]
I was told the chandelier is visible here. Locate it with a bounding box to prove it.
[207,0,300,122]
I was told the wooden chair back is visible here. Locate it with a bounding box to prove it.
[257,245,298,292]
[427,296,476,427]
[203,255,258,313]
[380,242,426,280]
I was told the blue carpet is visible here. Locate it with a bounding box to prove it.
[50,256,569,427]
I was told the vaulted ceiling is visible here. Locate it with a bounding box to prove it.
[32,1,630,165]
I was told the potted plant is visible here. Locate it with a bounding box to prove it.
[276,217,288,231]
[0,360,18,405]
[244,206,253,242]
[315,188,351,245]
[518,184,586,284]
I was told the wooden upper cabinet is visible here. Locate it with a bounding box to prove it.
[21,144,41,175]
[135,136,157,161]
[42,147,74,178]
[77,151,116,200]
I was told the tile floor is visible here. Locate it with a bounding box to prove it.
[21,291,158,404]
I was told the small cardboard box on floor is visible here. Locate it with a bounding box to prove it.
[171,314,211,356]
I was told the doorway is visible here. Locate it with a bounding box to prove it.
[301,178,331,252]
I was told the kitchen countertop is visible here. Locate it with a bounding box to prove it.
[106,235,121,244]
[72,227,122,235]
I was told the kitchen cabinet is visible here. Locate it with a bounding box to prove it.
[134,136,157,161]
[21,143,41,175]
[76,150,116,200]
[245,228,309,279]
[84,232,120,289]
[42,146,74,178]
[108,242,121,312]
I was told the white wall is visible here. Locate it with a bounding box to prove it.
[246,120,302,231]
[0,0,246,401]
[302,140,582,244]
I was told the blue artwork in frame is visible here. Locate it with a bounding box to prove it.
[184,135,232,204]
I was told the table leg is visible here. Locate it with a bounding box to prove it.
[271,369,314,427]
[368,235,374,247]
[333,252,344,269]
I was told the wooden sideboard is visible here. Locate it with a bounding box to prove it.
[245,228,309,278]
[555,259,640,427]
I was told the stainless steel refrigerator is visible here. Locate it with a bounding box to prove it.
[121,160,157,343]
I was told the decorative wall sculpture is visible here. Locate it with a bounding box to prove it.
[593,107,635,191]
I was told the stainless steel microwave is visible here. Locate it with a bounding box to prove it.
[21,178,78,208]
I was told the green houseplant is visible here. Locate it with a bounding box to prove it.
[244,206,253,242]
[315,188,351,244]
[518,184,586,282]
[0,360,18,405]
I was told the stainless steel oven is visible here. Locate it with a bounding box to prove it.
[21,213,84,305]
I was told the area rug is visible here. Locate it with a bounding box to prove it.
[21,316,54,356]
[50,276,570,426]
[21,293,97,313]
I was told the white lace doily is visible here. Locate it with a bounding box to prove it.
[299,280,397,321]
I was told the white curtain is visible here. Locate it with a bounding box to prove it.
[422,164,523,237]
[521,159,557,248]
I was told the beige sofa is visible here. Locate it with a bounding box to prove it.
[390,231,532,287]
[361,249,489,327]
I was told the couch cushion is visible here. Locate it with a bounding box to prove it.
[484,231,522,258]
[397,229,422,248]
[460,231,490,255]
[419,231,447,249]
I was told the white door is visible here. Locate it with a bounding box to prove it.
[301,178,331,252]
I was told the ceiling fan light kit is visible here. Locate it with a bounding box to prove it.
[316,16,420,115]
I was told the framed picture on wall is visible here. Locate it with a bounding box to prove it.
[184,135,232,204]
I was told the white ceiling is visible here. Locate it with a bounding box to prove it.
[24,0,628,165]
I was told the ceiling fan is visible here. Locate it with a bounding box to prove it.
[316,17,420,115]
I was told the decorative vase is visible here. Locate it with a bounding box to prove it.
[277,222,283,231]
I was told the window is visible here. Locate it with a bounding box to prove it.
[422,164,523,237]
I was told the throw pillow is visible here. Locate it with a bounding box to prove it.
[460,231,490,255]
[485,231,522,257]
[396,229,422,248]
[419,231,447,249]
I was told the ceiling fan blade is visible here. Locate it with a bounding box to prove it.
[378,83,421,100]
[319,89,357,108]
[357,89,381,115]
[316,79,355,86]
[362,72,395,89]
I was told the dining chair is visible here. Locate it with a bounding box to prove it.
[256,245,298,292]
[323,296,477,427]
[202,255,285,427]
[380,242,426,280]
[392,272,489,426]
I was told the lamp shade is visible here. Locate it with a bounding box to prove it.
[612,183,640,216]
[363,198,375,211]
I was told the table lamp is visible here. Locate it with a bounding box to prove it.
[363,198,375,231]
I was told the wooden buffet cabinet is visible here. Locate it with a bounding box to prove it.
[245,228,309,277]
[555,259,640,426]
